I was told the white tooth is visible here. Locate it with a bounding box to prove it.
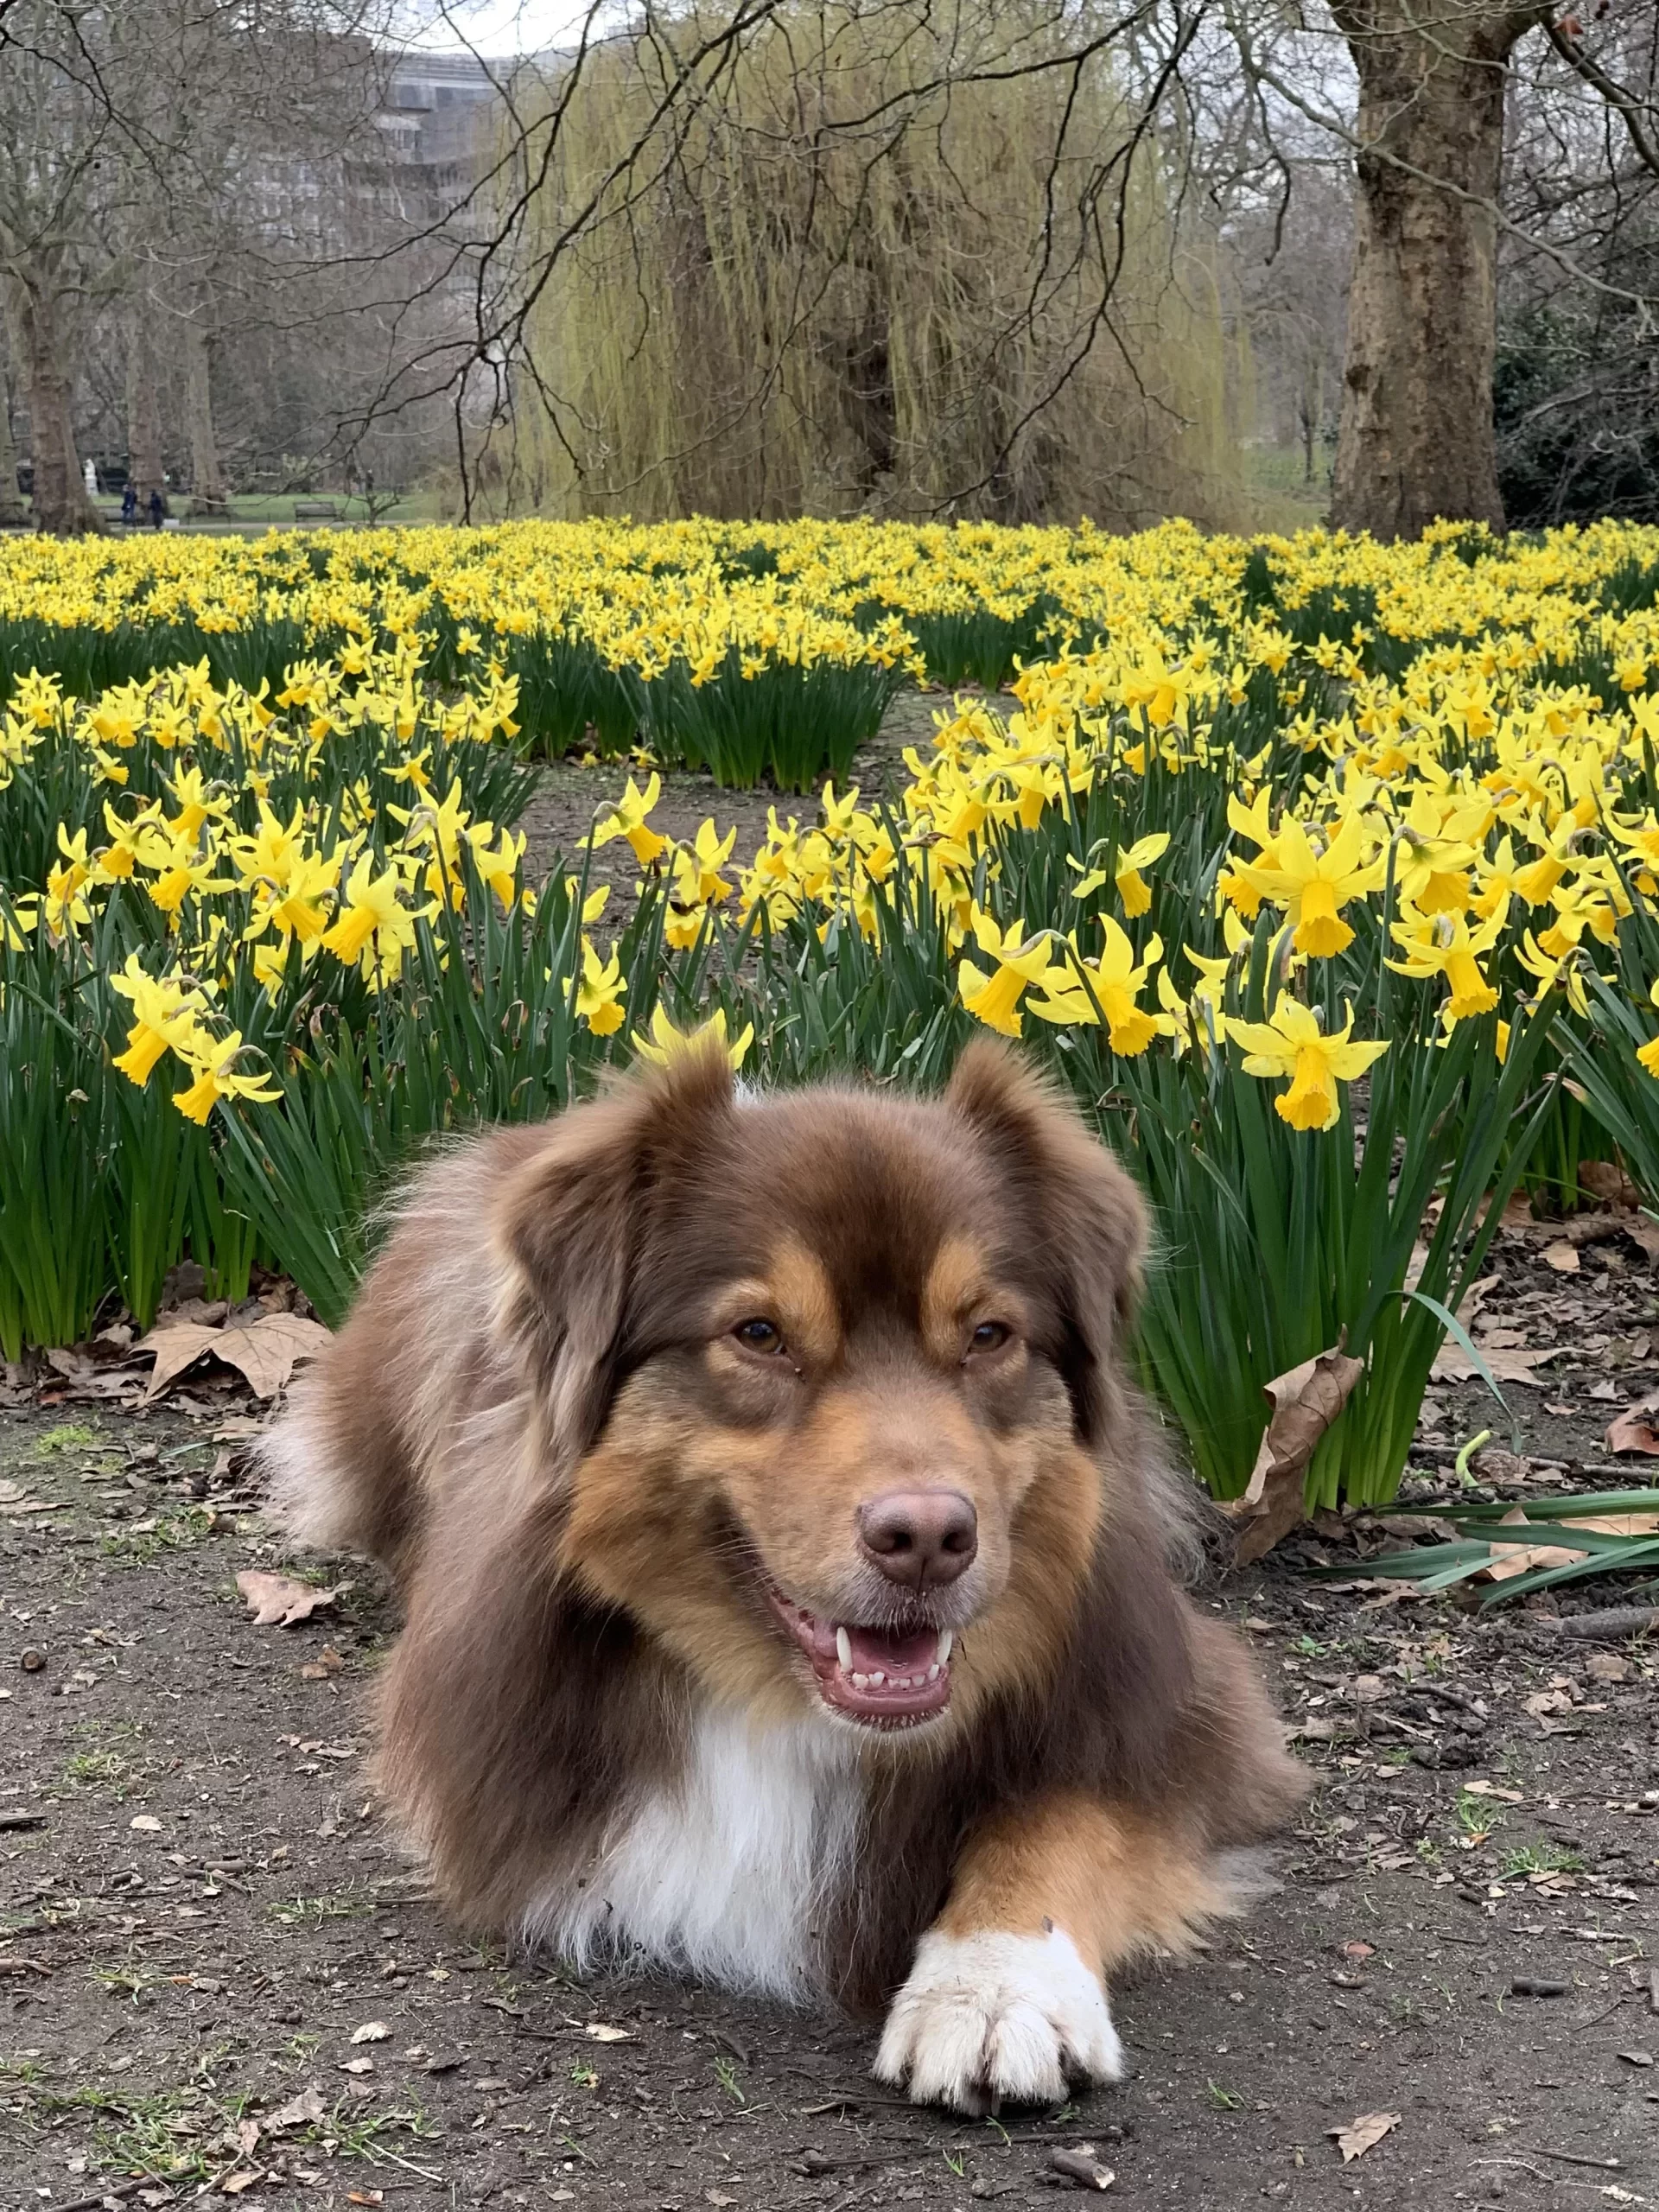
[851,1672,869,1688]
[836,1626,853,1670]
[893,1676,911,1689]
[869,1670,886,1687]
[938,1630,953,1665]
[927,1663,940,1681]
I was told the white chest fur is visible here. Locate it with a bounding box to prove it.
[522,1706,863,1997]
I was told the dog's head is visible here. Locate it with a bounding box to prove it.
[493,1039,1150,1743]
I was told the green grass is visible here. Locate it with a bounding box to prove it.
[266,1892,379,1928]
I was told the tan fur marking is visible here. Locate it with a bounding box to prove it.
[919,1236,990,1363]
[938,1792,1230,1979]
[766,1236,841,1367]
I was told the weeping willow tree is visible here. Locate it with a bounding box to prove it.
[506,0,1249,527]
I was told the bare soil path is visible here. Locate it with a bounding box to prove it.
[514,689,968,893]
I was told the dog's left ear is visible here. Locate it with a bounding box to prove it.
[945,1037,1145,1444]
[492,1039,735,1467]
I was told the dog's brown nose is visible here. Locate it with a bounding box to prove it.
[857,1489,977,1589]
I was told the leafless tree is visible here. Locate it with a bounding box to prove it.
[5,0,1659,536]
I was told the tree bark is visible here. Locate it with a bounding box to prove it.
[0,346,24,527]
[184,312,227,508]
[1330,0,1538,539]
[126,310,166,501]
[1,269,101,536]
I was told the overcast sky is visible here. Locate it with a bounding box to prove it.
[401,0,625,53]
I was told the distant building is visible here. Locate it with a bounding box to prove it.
[362,49,505,225]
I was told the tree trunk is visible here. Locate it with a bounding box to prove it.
[126,311,165,500]
[0,350,24,526]
[1,270,100,535]
[1330,3,1533,539]
[184,313,227,507]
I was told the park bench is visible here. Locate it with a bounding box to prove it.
[293,499,341,522]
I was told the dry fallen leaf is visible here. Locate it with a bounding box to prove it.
[1607,1394,1659,1456]
[340,2056,375,2075]
[350,2021,391,2044]
[1579,1160,1640,1210]
[137,1312,331,1402]
[299,1646,344,1681]
[1220,1346,1363,1566]
[1430,1343,1567,1386]
[265,2087,326,2132]
[1331,2112,1401,2164]
[1586,1652,1632,1684]
[128,1814,162,1833]
[583,2022,633,2042]
[219,2176,262,2197]
[1542,1241,1580,1274]
[1480,1506,1659,1583]
[236,1570,340,1628]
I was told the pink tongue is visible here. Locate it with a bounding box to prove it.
[843,1623,937,1674]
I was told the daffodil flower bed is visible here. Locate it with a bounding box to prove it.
[7,514,1659,1516]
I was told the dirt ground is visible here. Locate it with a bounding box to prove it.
[3,1191,1658,2212]
[514,689,972,893]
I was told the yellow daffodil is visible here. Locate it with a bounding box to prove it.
[575,938,627,1035]
[1236,812,1384,958]
[171,1030,283,1123]
[109,956,211,1086]
[1226,998,1389,1132]
[1027,918,1166,1054]
[321,854,419,976]
[632,1004,753,1071]
[957,911,1060,1038]
[1388,910,1503,1021]
[588,773,669,866]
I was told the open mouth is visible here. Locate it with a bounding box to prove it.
[766,1585,954,1729]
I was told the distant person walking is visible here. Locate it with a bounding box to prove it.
[121,483,138,525]
[148,487,165,530]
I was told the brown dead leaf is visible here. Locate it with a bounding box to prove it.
[137,1312,331,1402]
[1607,1394,1659,1455]
[1586,1652,1631,1683]
[1220,1346,1364,1566]
[236,1570,339,1628]
[219,2175,263,2197]
[1580,1160,1641,1210]
[1482,1506,1659,1583]
[1628,1217,1659,1265]
[299,1646,344,1681]
[1542,1241,1580,1274]
[263,2085,325,2133]
[1330,2112,1401,2164]
[1430,1343,1567,1386]
[583,2021,633,2042]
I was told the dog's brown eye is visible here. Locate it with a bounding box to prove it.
[969,1321,1010,1354]
[734,1317,785,1355]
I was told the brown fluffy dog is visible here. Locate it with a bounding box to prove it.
[264,1039,1304,2110]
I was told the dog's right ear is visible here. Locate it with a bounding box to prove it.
[492,1039,734,1467]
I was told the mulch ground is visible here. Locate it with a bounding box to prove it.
[5,697,1659,2210]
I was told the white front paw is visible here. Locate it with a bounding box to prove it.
[874,1924,1124,2112]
